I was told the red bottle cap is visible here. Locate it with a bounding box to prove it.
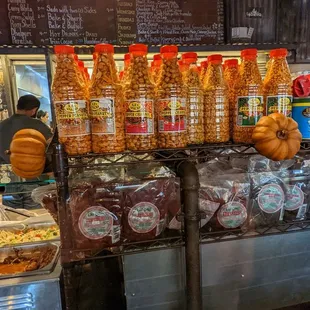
[129,44,148,56]
[153,54,161,61]
[208,54,223,64]
[270,48,288,58]
[182,52,198,64]
[95,44,114,53]
[200,60,208,68]
[160,45,178,59]
[54,45,74,54]
[241,49,258,59]
[224,59,238,67]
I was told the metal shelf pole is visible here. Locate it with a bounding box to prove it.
[178,161,202,310]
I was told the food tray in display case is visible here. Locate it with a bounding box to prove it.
[0,242,59,279]
[0,222,60,247]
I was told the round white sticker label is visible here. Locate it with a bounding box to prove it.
[285,185,304,211]
[128,202,160,233]
[217,202,247,229]
[258,184,284,214]
[78,206,114,240]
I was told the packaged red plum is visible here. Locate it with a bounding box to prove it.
[69,182,122,250]
[122,178,179,241]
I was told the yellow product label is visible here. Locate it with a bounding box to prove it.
[129,101,142,112]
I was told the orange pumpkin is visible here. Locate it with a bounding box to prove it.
[9,129,47,179]
[252,113,302,161]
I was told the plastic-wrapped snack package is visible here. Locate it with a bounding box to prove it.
[248,154,295,173]
[199,173,249,231]
[31,184,58,224]
[282,169,310,221]
[247,172,285,228]
[68,182,122,250]
[125,163,176,181]
[122,178,178,241]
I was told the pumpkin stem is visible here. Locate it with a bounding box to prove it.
[276,130,288,140]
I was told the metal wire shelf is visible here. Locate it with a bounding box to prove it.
[60,220,310,261]
[200,220,310,244]
[66,141,310,168]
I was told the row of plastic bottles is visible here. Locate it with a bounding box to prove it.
[51,44,292,155]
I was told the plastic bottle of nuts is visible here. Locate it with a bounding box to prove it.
[200,60,208,85]
[89,44,125,154]
[157,45,188,148]
[150,54,162,85]
[204,54,229,143]
[121,53,131,84]
[224,59,239,138]
[178,59,189,81]
[52,45,91,155]
[183,52,204,145]
[233,49,264,144]
[263,48,292,117]
[124,44,157,151]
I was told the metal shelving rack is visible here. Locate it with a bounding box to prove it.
[52,140,310,310]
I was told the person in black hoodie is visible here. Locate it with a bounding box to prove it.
[0,95,53,209]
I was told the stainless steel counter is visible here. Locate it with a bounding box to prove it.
[0,262,62,310]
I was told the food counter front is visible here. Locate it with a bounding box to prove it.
[0,169,62,310]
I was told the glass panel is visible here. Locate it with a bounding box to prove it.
[14,64,52,127]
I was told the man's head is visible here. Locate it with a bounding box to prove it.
[17,95,40,117]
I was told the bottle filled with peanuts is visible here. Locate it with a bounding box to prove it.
[200,60,208,85]
[183,52,204,145]
[224,59,239,138]
[150,54,162,85]
[233,49,264,143]
[157,45,188,148]
[52,45,91,155]
[204,54,229,143]
[121,53,131,84]
[89,44,125,154]
[263,48,292,117]
[178,59,189,82]
[124,44,157,151]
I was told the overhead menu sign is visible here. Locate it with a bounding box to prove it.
[2,0,224,46]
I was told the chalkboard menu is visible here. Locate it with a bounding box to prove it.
[1,0,224,46]
[135,0,224,45]
[46,0,116,45]
[0,2,10,45]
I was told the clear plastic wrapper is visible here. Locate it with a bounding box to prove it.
[247,172,285,228]
[31,184,58,224]
[122,178,179,241]
[281,169,310,221]
[68,181,122,250]
[199,173,249,230]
